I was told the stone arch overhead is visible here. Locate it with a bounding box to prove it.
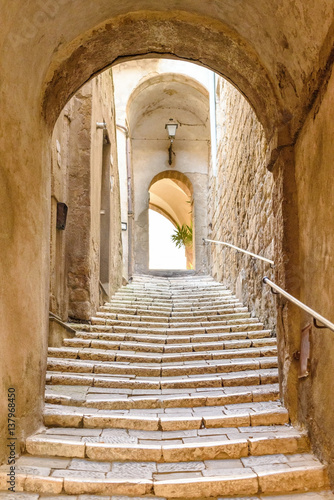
[149,170,193,196]
[126,72,210,120]
[126,72,210,134]
[41,10,288,142]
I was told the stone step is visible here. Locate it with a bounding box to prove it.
[92,312,252,326]
[104,302,248,314]
[66,330,273,343]
[99,307,250,318]
[87,315,253,326]
[71,323,267,336]
[1,453,329,497]
[47,356,278,378]
[97,305,247,318]
[3,492,333,500]
[123,286,225,290]
[46,367,279,390]
[113,294,239,300]
[60,337,274,356]
[110,294,236,303]
[50,344,277,361]
[43,395,285,428]
[44,383,281,411]
[68,329,271,344]
[105,297,243,307]
[59,341,276,365]
[25,425,309,463]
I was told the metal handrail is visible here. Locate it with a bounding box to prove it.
[203,238,274,266]
[263,277,334,332]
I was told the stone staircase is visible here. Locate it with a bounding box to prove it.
[1,274,333,499]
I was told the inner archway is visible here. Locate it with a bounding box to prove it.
[149,171,194,270]
[120,65,211,274]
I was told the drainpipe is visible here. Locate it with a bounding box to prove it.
[116,124,133,279]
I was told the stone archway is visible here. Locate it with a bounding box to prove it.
[149,171,194,270]
[123,68,211,274]
[1,2,334,470]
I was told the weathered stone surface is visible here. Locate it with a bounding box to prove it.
[9,275,332,500]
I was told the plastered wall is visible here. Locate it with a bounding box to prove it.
[293,65,334,483]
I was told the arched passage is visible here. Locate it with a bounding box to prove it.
[1,1,334,472]
[123,67,210,273]
[149,171,194,269]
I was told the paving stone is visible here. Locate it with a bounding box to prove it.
[52,469,106,479]
[0,494,39,500]
[157,462,205,473]
[25,475,64,494]
[153,471,259,497]
[69,459,111,472]
[86,443,162,461]
[16,456,71,469]
[108,461,157,479]
[64,477,152,495]
[257,464,329,493]
[162,439,248,462]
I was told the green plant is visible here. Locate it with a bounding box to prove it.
[171,223,193,249]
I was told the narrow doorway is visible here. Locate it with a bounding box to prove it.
[148,172,194,270]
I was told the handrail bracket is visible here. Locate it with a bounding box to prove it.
[313,318,327,330]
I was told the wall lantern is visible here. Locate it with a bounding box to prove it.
[165,121,178,165]
[121,222,128,231]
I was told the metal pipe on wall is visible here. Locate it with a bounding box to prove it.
[116,124,133,279]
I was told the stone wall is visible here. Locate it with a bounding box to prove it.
[50,70,123,322]
[208,78,276,329]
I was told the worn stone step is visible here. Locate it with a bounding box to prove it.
[63,335,275,349]
[71,330,271,343]
[49,344,277,362]
[1,452,328,497]
[59,337,274,357]
[46,356,278,379]
[46,367,278,390]
[74,327,270,342]
[79,315,254,328]
[45,406,287,429]
[2,451,330,497]
[95,306,247,321]
[44,383,281,413]
[104,298,243,308]
[59,341,276,365]
[113,288,232,296]
[93,309,250,325]
[43,397,285,428]
[25,424,309,463]
[98,307,249,318]
[2,492,332,500]
[104,303,248,315]
[71,323,268,336]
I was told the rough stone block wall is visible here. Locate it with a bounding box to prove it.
[50,70,123,322]
[209,78,275,329]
